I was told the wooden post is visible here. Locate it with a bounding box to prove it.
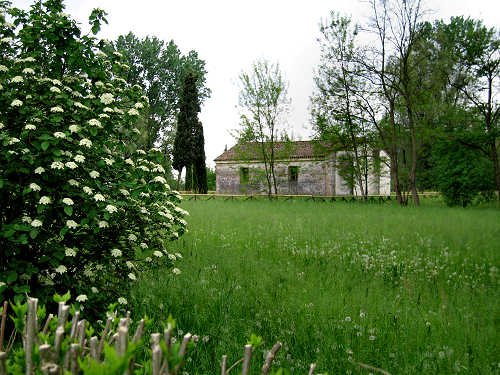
[25,298,37,375]
[241,344,253,375]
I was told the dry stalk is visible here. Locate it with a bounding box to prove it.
[356,361,392,375]
[261,342,282,375]
[225,357,244,374]
[308,363,316,375]
[98,316,113,359]
[42,314,54,335]
[221,355,227,375]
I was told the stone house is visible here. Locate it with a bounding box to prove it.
[214,141,391,196]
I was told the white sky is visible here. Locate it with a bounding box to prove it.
[12,0,500,167]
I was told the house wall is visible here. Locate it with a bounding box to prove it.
[215,151,391,196]
[216,159,334,195]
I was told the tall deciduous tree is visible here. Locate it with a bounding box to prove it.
[312,13,374,201]
[109,33,210,158]
[445,18,500,203]
[234,59,290,196]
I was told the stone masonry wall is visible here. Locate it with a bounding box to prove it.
[215,152,390,196]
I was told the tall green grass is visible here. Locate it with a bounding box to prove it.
[131,200,500,374]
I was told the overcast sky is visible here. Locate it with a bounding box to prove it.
[13,0,500,166]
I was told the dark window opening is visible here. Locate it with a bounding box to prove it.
[240,167,249,183]
[289,166,299,182]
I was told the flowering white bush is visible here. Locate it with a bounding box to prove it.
[0,0,187,312]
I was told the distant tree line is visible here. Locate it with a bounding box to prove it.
[107,33,210,191]
[311,0,499,207]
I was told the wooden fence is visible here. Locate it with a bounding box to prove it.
[180,192,440,203]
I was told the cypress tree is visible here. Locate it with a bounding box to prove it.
[173,72,200,190]
[194,120,208,193]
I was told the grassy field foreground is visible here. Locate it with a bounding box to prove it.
[131,200,500,374]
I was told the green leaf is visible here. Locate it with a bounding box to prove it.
[29,229,39,239]
[4,229,16,238]
[89,127,98,136]
[53,290,71,303]
[41,141,50,151]
[7,271,18,284]
[64,206,73,216]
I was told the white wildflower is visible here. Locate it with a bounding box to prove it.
[50,106,64,113]
[35,167,45,174]
[103,107,114,113]
[172,268,181,275]
[119,189,129,196]
[66,220,78,229]
[140,242,148,249]
[1,37,13,43]
[12,76,23,83]
[22,67,35,74]
[125,158,134,165]
[68,179,80,186]
[73,102,88,110]
[103,158,114,166]
[127,108,139,116]
[8,138,20,145]
[128,233,137,241]
[51,161,64,170]
[98,113,109,119]
[39,196,51,205]
[94,193,105,202]
[128,273,136,280]
[98,220,108,228]
[153,250,163,258]
[105,205,118,214]
[153,176,167,184]
[53,131,66,138]
[25,124,36,130]
[65,247,76,257]
[88,118,101,127]
[31,219,43,227]
[345,316,352,323]
[55,265,67,274]
[134,102,144,109]
[62,197,74,205]
[69,125,80,133]
[126,261,134,269]
[118,297,127,305]
[52,79,62,86]
[50,86,61,93]
[89,170,99,179]
[0,65,8,72]
[11,99,23,107]
[168,253,176,261]
[111,248,122,257]
[79,138,92,148]
[74,154,85,163]
[99,93,114,104]
[83,186,93,195]
[175,253,183,259]
[29,183,41,191]
[76,294,88,302]
[91,287,98,293]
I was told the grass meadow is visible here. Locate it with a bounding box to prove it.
[131,199,500,374]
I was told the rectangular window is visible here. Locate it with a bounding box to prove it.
[240,167,249,183]
[289,166,299,182]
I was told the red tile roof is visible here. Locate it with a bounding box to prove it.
[214,141,334,162]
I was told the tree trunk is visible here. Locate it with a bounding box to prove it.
[490,141,500,205]
[176,167,183,191]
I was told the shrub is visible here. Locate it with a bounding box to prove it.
[0,0,188,313]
